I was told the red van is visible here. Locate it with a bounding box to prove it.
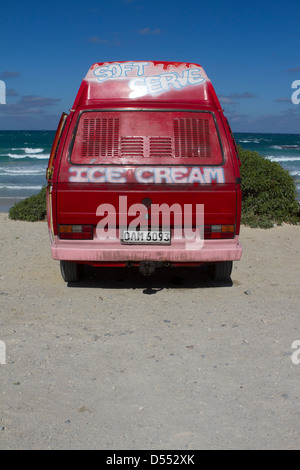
[46,61,242,282]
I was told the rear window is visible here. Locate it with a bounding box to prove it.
[70,110,224,165]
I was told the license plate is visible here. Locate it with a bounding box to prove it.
[121,230,171,244]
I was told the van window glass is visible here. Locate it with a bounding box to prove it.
[70,111,223,165]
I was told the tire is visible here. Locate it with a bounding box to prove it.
[208,261,233,282]
[60,261,84,282]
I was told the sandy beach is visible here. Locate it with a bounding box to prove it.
[0,212,299,450]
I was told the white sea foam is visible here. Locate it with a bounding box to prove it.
[266,155,300,162]
[11,147,44,154]
[0,185,43,190]
[0,167,45,176]
[7,153,50,160]
[271,145,300,150]
[25,148,44,154]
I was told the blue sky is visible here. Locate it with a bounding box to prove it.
[0,0,300,133]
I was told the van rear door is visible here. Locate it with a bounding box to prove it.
[56,109,238,236]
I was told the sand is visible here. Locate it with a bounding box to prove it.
[0,212,299,450]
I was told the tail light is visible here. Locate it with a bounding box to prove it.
[204,225,235,239]
[58,225,93,240]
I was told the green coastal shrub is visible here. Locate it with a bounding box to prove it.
[239,147,300,228]
[9,186,47,222]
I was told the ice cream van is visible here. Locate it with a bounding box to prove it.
[46,61,242,282]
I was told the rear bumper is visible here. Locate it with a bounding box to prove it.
[51,235,242,263]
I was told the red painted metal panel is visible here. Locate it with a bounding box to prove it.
[55,182,237,228]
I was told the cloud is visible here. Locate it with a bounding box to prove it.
[0,71,21,79]
[19,95,61,107]
[228,92,257,99]
[249,107,300,133]
[274,97,292,103]
[224,111,249,123]
[0,112,62,130]
[88,35,121,46]
[227,106,300,133]
[137,27,161,35]
[286,67,300,73]
[0,95,61,117]
[219,96,235,105]
[219,92,257,105]
[6,88,18,97]
[88,36,109,45]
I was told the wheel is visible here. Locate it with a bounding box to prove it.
[208,261,233,282]
[60,261,84,282]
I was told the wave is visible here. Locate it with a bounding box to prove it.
[0,185,43,190]
[11,147,44,154]
[290,170,300,177]
[237,139,260,143]
[271,145,300,150]
[0,167,46,176]
[4,153,50,160]
[266,155,300,162]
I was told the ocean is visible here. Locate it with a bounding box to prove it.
[235,133,300,200]
[0,131,299,209]
[0,130,54,202]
